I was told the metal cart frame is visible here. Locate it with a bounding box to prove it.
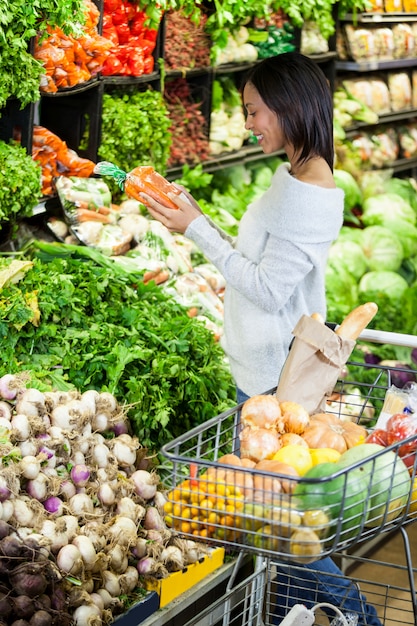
[161,329,417,625]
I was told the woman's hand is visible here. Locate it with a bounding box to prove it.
[141,186,203,234]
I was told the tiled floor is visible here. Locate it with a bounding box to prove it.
[342,522,417,625]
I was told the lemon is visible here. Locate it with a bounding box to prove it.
[309,447,342,466]
[408,476,417,516]
[273,445,313,476]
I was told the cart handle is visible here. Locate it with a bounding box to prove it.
[357,328,417,349]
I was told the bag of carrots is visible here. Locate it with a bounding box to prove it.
[94,161,181,209]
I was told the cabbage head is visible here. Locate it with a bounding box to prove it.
[358,270,409,302]
[325,264,358,319]
[360,225,404,271]
[334,169,362,211]
[362,193,416,227]
[327,240,368,280]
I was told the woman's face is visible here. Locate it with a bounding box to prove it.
[243,82,285,154]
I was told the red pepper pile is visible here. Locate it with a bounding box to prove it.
[101,0,159,76]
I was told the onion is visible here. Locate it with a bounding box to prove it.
[26,473,49,502]
[0,401,12,420]
[161,545,185,571]
[239,426,281,462]
[137,556,167,577]
[1,499,13,521]
[43,496,64,516]
[92,412,109,432]
[112,434,138,467]
[89,593,105,612]
[0,416,11,431]
[80,389,99,415]
[0,475,11,502]
[11,413,31,441]
[102,569,121,596]
[12,497,37,527]
[119,565,139,594]
[116,497,145,523]
[106,544,128,574]
[56,514,79,541]
[143,506,167,532]
[241,394,284,430]
[39,520,68,553]
[19,439,37,457]
[72,535,97,571]
[96,391,117,414]
[130,470,159,500]
[50,404,72,430]
[57,543,83,575]
[72,604,102,626]
[97,483,115,507]
[59,479,77,500]
[0,374,19,400]
[19,455,41,480]
[70,464,90,488]
[108,516,137,547]
[92,443,112,468]
[95,588,114,609]
[112,420,128,436]
[68,493,94,517]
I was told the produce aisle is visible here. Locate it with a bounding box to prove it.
[1,0,417,625]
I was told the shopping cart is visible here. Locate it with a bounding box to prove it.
[160,329,417,625]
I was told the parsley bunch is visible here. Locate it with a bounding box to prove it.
[0,242,235,451]
[0,140,42,224]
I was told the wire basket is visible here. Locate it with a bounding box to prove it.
[160,363,417,562]
[179,545,417,626]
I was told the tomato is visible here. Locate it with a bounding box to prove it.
[365,429,389,446]
[386,412,417,457]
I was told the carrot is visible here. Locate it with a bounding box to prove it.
[125,166,180,209]
[76,208,111,223]
[143,269,170,285]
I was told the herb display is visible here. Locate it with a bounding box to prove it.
[98,88,172,198]
[0,140,42,225]
[0,0,86,107]
[0,242,235,451]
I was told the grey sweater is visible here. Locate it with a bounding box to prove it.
[186,163,344,396]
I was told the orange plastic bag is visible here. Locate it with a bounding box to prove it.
[94,161,181,209]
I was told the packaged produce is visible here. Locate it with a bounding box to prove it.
[392,23,415,58]
[343,77,391,114]
[388,72,412,111]
[398,123,417,158]
[94,161,182,209]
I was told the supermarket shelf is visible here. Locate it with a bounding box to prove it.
[166,145,285,179]
[336,57,417,72]
[40,77,101,97]
[341,11,417,23]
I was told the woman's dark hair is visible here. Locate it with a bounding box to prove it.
[241,52,334,171]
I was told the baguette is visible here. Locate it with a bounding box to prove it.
[335,302,378,341]
[311,312,325,324]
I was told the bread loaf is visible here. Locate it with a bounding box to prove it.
[335,302,378,340]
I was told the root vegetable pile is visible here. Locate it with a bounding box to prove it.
[164,11,211,70]
[0,379,210,625]
[164,78,210,167]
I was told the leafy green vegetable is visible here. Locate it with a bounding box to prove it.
[98,89,172,199]
[362,193,416,227]
[358,270,409,304]
[0,0,86,106]
[0,242,235,451]
[360,225,404,272]
[333,169,362,213]
[327,239,368,281]
[0,140,42,225]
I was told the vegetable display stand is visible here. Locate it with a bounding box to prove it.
[112,591,159,625]
[0,98,35,153]
[39,80,104,162]
[160,328,417,624]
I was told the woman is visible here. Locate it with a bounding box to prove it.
[142,52,381,626]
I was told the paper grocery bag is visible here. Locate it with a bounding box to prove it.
[275,315,356,415]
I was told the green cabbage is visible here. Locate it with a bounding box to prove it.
[334,169,362,211]
[325,264,359,318]
[327,240,368,280]
[360,225,404,272]
[358,271,409,302]
[362,193,416,226]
